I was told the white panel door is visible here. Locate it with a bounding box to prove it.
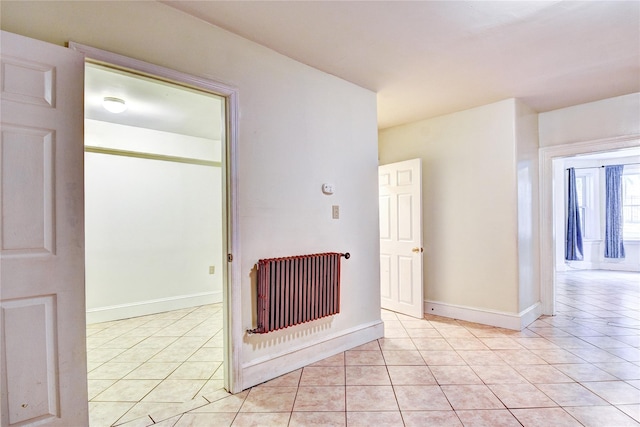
[379,158,424,318]
[0,31,88,426]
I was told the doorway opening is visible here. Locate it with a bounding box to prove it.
[540,137,640,316]
[72,45,239,424]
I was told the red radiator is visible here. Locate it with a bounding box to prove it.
[251,252,349,334]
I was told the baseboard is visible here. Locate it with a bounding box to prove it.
[86,291,222,324]
[241,320,384,390]
[424,300,542,331]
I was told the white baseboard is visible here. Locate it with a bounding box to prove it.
[424,300,542,331]
[241,320,384,390]
[86,291,222,324]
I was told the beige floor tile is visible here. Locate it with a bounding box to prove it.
[617,404,640,423]
[345,411,404,427]
[293,386,345,411]
[188,347,224,362]
[419,350,466,365]
[564,405,640,427]
[471,365,528,384]
[261,369,302,387]
[381,350,425,365]
[594,362,640,380]
[136,336,179,349]
[530,348,588,364]
[93,379,162,402]
[309,352,346,366]
[536,382,609,406]
[173,412,235,427]
[445,337,489,350]
[196,379,229,402]
[393,385,451,410]
[190,392,249,413]
[411,337,453,351]
[84,273,639,427]
[455,409,522,427]
[240,386,297,412]
[110,347,163,363]
[406,328,443,338]
[511,407,583,427]
[142,379,206,403]
[89,401,135,427]
[513,364,575,383]
[168,362,220,380]
[349,341,380,351]
[346,365,391,385]
[582,380,640,405]
[88,347,128,363]
[430,365,483,385]
[88,379,117,400]
[125,362,181,380]
[378,338,417,351]
[493,349,547,365]
[479,337,524,350]
[387,365,436,385]
[554,363,619,382]
[231,412,291,426]
[441,385,505,410]
[299,366,345,386]
[457,350,506,365]
[402,410,462,426]
[289,411,345,426]
[345,350,385,365]
[345,385,398,411]
[488,383,558,409]
[382,328,410,338]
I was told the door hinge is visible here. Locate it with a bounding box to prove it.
[227,253,233,262]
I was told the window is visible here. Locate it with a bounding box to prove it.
[575,175,587,236]
[574,171,598,240]
[623,168,640,240]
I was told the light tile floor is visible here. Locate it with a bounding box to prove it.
[88,270,640,426]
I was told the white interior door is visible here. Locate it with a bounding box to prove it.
[1,31,88,426]
[379,158,424,318]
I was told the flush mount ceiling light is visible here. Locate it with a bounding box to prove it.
[102,96,127,113]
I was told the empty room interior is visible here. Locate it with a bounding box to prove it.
[1,1,639,427]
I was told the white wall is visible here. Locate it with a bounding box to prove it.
[539,93,640,147]
[1,1,381,391]
[515,100,540,312]
[379,99,538,329]
[84,121,224,323]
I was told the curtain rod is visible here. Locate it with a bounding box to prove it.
[567,162,640,171]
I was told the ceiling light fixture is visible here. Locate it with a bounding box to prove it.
[102,96,127,113]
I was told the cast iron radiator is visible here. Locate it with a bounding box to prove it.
[249,252,350,334]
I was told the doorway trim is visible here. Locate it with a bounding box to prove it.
[539,134,640,316]
[68,42,242,393]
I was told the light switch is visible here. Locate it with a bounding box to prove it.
[332,205,339,219]
[209,266,215,274]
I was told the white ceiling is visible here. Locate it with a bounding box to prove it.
[85,63,223,140]
[162,0,640,129]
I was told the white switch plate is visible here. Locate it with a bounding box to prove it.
[332,205,339,219]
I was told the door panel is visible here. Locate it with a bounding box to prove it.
[379,158,424,318]
[1,31,88,426]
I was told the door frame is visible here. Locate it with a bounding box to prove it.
[539,134,640,316]
[68,43,243,393]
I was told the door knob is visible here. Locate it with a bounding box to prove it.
[412,247,423,253]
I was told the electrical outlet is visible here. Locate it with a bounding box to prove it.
[332,205,339,219]
[209,266,215,275]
